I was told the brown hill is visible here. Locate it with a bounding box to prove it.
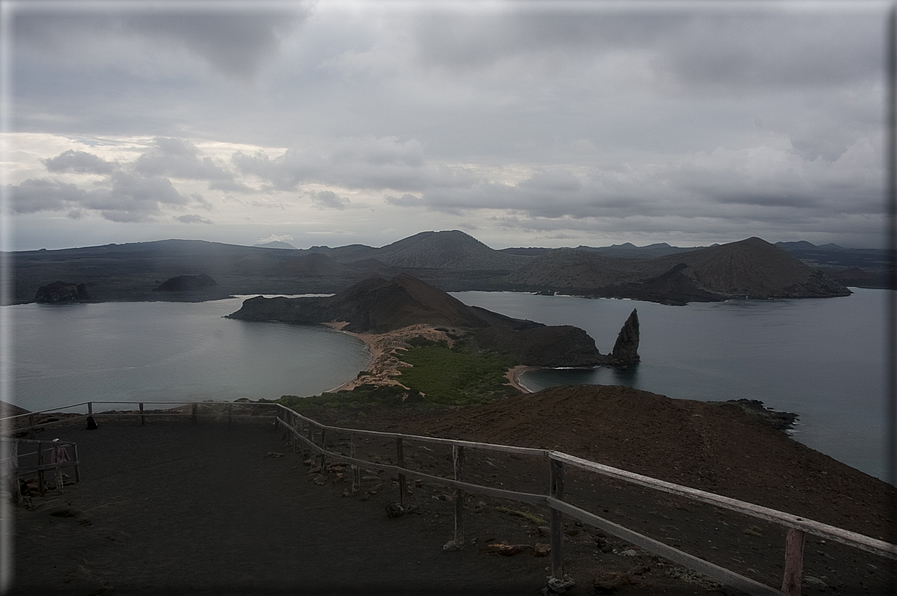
[365,384,893,542]
[652,237,850,298]
[369,230,531,271]
[507,237,849,302]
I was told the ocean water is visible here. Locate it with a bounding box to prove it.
[7,297,369,413]
[453,289,890,482]
[6,289,891,482]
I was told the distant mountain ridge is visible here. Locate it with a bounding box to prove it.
[506,237,849,303]
[9,231,859,305]
[253,240,298,250]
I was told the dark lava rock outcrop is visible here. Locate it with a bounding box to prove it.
[610,308,640,366]
[229,273,638,368]
[153,274,217,292]
[34,281,89,303]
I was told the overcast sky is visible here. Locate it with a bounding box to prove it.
[0,1,890,251]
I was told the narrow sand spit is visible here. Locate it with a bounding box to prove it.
[505,365,536,393]
[325,323,535,394]
[324,322,459,392]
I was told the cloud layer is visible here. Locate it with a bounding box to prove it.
[3,2,888,250]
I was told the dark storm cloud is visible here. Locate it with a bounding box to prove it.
[14,7,310,81]
[311,190,347,210]
[8,166,190,224]
[44,150,116,175]
[176,214,213,225]
[7,179,87,214]
[410,9,881,91]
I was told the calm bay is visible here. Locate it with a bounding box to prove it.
[8,297,369,413]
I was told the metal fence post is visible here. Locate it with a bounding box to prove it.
[139,402,145,426]
[191,403,198,424]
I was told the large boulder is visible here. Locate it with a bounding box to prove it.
[34,281,89,303]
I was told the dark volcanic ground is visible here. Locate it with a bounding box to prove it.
[13,385,890,595]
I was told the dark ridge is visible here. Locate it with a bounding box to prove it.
[153,274,217,292]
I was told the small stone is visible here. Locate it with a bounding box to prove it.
[313,475,327,486]
[620,549,638,557]
[534,543,551,557]
[545,574,575,594]
[804,576,828,589]
[443,539,463,551]
[487,543,532,556]
[594,571,632,594]
[385,502,404,518]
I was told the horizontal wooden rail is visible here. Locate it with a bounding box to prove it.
[276,417,548,506]
[548,496,784,596]
[273,404,545,458]
[551,451,897,560]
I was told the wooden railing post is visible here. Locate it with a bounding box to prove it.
[87,402,93,418]
[139,403,145,426]
[318,428,326,468]
[72,443,81,483]
[36,444,45,496]
[306,422,313,459]
[191,403,198,424]
[350,432,360,495]
[453,445,465,547]
[549,455,565,580]
[227,403,233,425]
[11,442,21,503]
[396,438,406,506]
[781,528,806,596]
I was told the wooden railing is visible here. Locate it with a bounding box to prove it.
[3,400,895,595]
[270,403,897,596]
[1,400,275,434]
[2,438,80,499]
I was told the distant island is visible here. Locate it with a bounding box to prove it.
[228,273,640,370]
[8,231,858,306]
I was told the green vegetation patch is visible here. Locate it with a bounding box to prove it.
[394,339,516,405]
[273,337,519,413]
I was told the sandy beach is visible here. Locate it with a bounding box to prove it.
[324,323,459,392]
